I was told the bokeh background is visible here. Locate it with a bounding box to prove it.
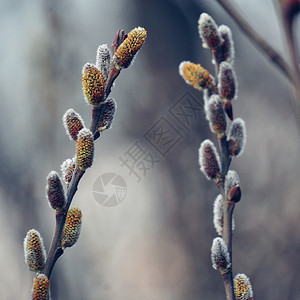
[0,0,299,299]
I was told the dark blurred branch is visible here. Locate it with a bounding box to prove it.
[216,0,293,81]
[276,0,300,131]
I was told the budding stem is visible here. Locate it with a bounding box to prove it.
[222,266,236,300]
[105,67,120,97]
[90,105,104,140]
[216,134,235,300]
[217,134,231,179]
[43,168,85,278]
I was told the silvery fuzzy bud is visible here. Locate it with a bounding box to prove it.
[234,273,253,300]
[63,109,85,141]
[31,274,51,300]
[218,25,235,63]
[198,13,223,49]
[203,85,217,121]
[227,118,247,157]
[218,62,237,121]
[213,194,235,235]
[98,98,117,131]
[211,237,231,272]
[96,44,111,82]
[213,194,224,236]
[207,94,227,136]
[218,62,237,101]
[225,170,241,203]
[199,139,221,180]
[60,157,76,186]
[46,171,66,210]
[24,229,46,272]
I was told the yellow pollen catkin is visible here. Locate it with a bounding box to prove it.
[32,274,50,300]
[61,207,82,248]
[114,27,147,69]
[82,64,105,106]
[76,128,94,171]
[234,274,253,300]
[179,61,212,91]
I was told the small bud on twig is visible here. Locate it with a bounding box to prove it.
[211,237,231,272]
[113,27,147,69]
[199,139,221,180]
[63,109,85,141]
[82,63,106,107]
[213,194,235,235]
[207,94,227,136]
[24,229,46,272]
[60,157,76,186]
[227,118,247,157]
[46,171,66,210]
[213,194,224,236]
[61,207,82,248]
[76,128,94,171]
[31,274,50,300]
[179,61,213,91]
[234,273,253,300]
[96,44,111,82]
[218,25,235,64]
[225,170,241,203]
[98,98,117,131]
[198,13,223,49]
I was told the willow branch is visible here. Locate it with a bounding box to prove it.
[43,30,124,278]
[43,168,85,278]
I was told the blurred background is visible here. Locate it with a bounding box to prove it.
[0,0,299,299]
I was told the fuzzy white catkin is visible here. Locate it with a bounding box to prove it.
[225,170,240,196]
[198,13,223,49]
[96,44,111,82]
[199,139,221,180]
[211,237,230,271]
[218,25,235,63]
[227,118,247,157]
[213,194,224,236]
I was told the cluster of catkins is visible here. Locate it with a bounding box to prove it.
[23,27,147,300]
[179,13,252,300]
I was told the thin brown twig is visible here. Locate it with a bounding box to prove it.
[213,51,235,298]
[43,168,85,278]
[217,135,235,300]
